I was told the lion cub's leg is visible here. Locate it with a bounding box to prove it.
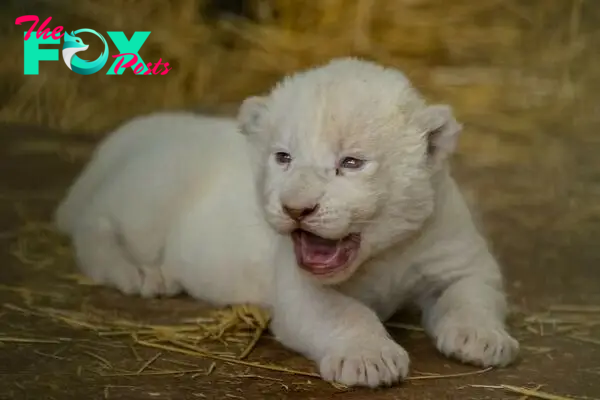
[269,240,409,388]
[71,216,181,298]
[416,255,519,368]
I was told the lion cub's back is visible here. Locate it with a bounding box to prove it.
[55,111,246,235]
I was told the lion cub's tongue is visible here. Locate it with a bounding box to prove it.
[296,231,344,270]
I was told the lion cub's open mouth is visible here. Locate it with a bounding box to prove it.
[291,229,361,276]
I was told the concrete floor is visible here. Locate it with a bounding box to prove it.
[0,111,599,399]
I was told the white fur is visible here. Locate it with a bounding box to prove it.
[55,57,519,388]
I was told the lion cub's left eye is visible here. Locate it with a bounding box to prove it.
[340,157,365,169]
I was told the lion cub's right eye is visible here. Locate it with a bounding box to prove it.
[274,152,292,165]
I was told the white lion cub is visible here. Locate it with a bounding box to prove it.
[55,57,519,388]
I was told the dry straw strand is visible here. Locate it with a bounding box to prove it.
[471,384,576,400]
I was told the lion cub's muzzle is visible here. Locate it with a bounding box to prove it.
[291,229,361,277]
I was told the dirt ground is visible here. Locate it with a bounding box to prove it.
[0,92,599,400]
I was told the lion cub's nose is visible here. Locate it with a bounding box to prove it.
[282,204,319,221]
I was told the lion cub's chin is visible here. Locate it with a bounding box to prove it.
[290,229,362,284]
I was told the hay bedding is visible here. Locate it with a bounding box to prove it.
[0,0,596,134]
[1,203,598,398]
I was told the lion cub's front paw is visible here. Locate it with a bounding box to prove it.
[318,336,410,388]
[432,316,519,368]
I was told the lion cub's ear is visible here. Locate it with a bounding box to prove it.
[238,96,268,136]
[420,104,463,159]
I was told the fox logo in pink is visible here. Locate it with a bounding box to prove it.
[16,15,172,76]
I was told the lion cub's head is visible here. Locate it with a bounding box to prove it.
[238,58,462,284]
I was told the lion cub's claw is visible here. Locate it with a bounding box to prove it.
[318,336,410,388]
[433,317,519,368]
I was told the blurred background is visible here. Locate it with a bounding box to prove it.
[2,0,599,132]
[0,1,599,399]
